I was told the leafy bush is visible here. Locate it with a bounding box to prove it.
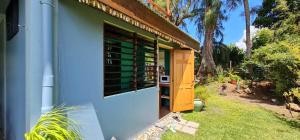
[213,44,245,69]
[288,87,300,103]
[229,74,240,81]
[245,39,300,95]
[228,45,245,67]
[283,87,300,105]
[227,68,240,81]
[252,28,274,50]
[290,88,300,102]
[25,106,82,140]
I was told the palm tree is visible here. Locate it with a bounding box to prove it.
[194,0,226,76]
[194,0,241,77]
[224,0,251,56]
[226,0,252,78]
[243,0,251,57]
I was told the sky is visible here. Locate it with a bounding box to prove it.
[185,0,263,47]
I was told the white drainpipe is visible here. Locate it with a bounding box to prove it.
[41,0,54,114]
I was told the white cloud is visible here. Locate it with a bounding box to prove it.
[235,26,259,51]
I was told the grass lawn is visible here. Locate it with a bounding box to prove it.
[162,83,300,140]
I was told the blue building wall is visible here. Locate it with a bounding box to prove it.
[57,0,159,139]
[5,0,26,139]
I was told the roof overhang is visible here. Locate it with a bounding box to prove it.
[77,0,200,51]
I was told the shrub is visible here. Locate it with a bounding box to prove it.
[252,28,274,50]
[289,87,300,103]
[213,44,245,69]
[227,68,240,81]
[228,45,245,67]
[246,39,300,95]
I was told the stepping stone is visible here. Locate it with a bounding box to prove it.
[180,126,197,135]
[177,119,188,125]
[186,121,199,129]
[155,120,168,128]
[174,123,184,130]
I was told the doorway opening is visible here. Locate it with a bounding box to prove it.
[159,47,172,118]
[158,48,195,118]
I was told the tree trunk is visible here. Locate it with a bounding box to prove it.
[198,0,216,80]
[243,0,253,79]
[199,26,216,77]
[243,0,251,57]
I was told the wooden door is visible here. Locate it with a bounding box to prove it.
[172,49,194,112]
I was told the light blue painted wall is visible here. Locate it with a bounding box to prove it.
[57,0,159,139]
[5,0,26,139]
[24,0,45,131]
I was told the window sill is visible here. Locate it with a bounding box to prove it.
[103,86,158,99]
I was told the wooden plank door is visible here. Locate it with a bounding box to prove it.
[172,49,194,112]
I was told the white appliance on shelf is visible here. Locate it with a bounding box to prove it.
[160,75,170,83]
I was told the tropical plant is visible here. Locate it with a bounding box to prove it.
[194,0,240,77]
[195,0,222,76]
[242,0,251,57]
[25,106,82,140]
[195,86,210,101]
[229,73,240,81]
[227,68,240,81]
[216,65,225,83]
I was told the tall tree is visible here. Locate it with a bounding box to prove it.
[153,0,198,26]
[254,0,300,29]
[194,0,239,76]
[253,0,277,28]
[225,0,252,58]
[243,0,251,57]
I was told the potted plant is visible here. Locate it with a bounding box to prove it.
[229,74,240,85]
[227,68,240,85]
[194,86,206,112]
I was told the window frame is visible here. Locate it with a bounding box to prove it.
[103,23,157,97]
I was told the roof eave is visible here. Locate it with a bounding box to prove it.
[77,0,200,50]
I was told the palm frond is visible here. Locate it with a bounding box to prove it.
[25,106,82,140]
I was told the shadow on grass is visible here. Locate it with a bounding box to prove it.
[273,113,300,129]
[181,110,194,114]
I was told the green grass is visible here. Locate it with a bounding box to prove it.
[162,83,300,140]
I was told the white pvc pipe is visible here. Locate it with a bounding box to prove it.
[41,0,54,114]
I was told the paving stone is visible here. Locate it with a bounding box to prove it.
[181,126,197,135]
[134,113,199,140]
[186,121,199,129]
[178,119,188,125]
[174,123,184,130]
[156,120,168,127]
